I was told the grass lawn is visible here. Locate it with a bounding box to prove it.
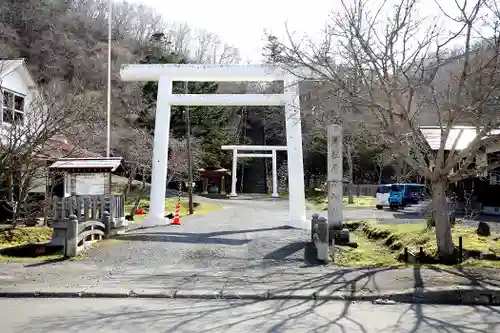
[264,192,289,198]
[335,220,500,268]
[306,195,376,211]
[0,226,53,248]
[264,192,376,210]
[125,196,223,222]
[0,226,66,262]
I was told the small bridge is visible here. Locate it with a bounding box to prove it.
[50,195,125,257]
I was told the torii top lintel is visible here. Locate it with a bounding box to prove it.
[120,63,313,82]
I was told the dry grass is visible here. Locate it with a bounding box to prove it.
[336,220,500,268]
[0,227,53,249]
[307,195,376,211]
[125,196,223,222]
[334,231,402,267]
[0,226,65,262]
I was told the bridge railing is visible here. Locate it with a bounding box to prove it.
[53,195,125,227]
[51,212,111,257]
[50,195,125,257]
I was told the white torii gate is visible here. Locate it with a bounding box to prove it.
[221,145,287,198]
[120,64,307,229]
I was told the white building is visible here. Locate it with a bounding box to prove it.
[0,59,96,198]
[0,59,39,129]
[0,59,45,195]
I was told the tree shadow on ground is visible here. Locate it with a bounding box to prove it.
[116,226,299,247]
[18,266,500,333]
[136,226,292,238]
[116,233,252,246]
[263,241,308,261]
[0,243,70,267]
[22,257,68,268]
[116,226,298,246]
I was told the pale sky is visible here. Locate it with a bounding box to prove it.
[129,0,334,63]
[129,0,483,64]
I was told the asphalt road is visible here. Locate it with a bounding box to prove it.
[1,298,499,333]
[225,195,431,224]
[341,201,500,231]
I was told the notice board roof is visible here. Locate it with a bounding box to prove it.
[48,157,123,172]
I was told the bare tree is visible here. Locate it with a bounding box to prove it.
[265,0,500,259]
[119,133,202,218]
[168,137,202,184]
[300,80,379,202]
[0,78,101,226]
[193,28,240,64]
[113,125,154,218]
[373,150,394,183]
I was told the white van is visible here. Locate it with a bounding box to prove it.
[375,184,392,210]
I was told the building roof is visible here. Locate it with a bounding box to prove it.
[0,58,39,96]
[48,157,123,171]
[34,135,101,160]
[0,59,25,78]
[419,126,500,150]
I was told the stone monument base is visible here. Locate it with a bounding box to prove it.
[329,227,350,245]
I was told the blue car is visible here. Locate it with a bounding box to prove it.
[389,183,425,210]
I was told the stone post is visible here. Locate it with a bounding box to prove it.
[327,125,343,229]
[311,213,320,243]
[102,211,111,238]
[314,216,330,262]
[327,124,350,246]
[65,214,78,258]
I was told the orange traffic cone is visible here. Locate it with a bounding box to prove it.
[172,202,181,225]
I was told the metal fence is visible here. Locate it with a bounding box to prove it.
[343,184,378,197]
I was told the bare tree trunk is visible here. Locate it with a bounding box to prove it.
[129,176,148,218]
[377,165,383,184]
[346,145,354,204]
[432,180,455,259]
[123,165,138,201]
[130,186,148,217]
[395,159,403,182]
[128,167,147,217]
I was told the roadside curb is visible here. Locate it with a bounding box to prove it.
[1,286,499,305]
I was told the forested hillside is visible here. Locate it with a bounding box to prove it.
[0,0,398,187]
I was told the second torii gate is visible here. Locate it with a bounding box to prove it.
[221,145,287,198]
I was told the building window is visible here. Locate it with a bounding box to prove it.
[299,91,312,103]
[2,89,25,125]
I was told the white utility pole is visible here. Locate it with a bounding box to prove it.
[106,0,112,157]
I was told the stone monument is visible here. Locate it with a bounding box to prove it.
[327,125,350,245]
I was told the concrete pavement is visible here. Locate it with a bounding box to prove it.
[2,298,500,333]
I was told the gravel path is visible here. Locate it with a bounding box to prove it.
[1,198,311,291]
[1,197,498,293]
